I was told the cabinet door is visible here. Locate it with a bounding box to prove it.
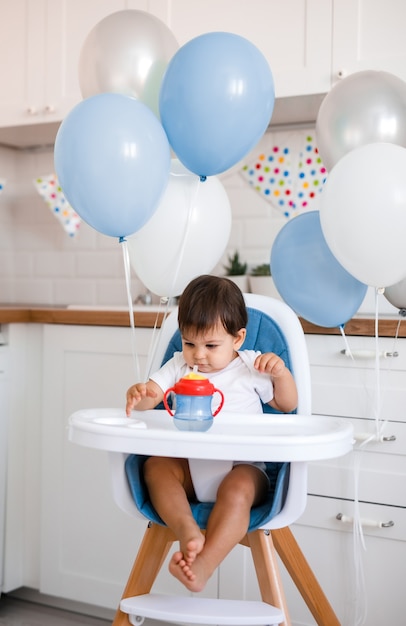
[0,0,136,128]
[46,0,133,124]
[150,0,333,97]
[40,324,218,608]
[333,0,406,83]
[0,0,45,127]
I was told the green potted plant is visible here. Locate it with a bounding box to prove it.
[249,262,281,299]
[250,263,271,277]
[223,251,248,291]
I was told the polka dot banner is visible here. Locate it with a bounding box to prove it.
[34,174,81,236]
[240,130,327,218]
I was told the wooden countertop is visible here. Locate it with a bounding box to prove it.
[0,306,405,337]
[0,306,168,328]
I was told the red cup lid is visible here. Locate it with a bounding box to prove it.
[172,373,215,396]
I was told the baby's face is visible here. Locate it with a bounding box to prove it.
[181,324,246,374]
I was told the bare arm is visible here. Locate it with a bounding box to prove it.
[254,352,298,413]
[126,379,164,416]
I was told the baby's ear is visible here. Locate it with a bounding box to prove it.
[234,328,246,349]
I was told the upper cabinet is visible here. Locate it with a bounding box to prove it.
[332,0,406,84]
[0,0,147,130]
[0,0,405,134]
[149,0,334,98]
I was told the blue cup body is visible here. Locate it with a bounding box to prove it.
[173,394,214,432]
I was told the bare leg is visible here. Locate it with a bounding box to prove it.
[143,457,205,566]
[171,464,269,592]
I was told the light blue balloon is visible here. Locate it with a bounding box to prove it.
[271,211,367,328]
[54,93,171,238]
[159,32,274,178]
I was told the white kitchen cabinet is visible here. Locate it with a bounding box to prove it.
[2,323,43,593]
[218,331,406,625]
[295,333,406,625]
[332,0,406,83]
[0,0,146,129]
[150,0,333,98]
[39,324,219,609]
[1,1,406,134]
[152,0,406,99]
[0,343,10,596]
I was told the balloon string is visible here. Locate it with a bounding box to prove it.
[144,296,173,381]
[143,172,202,377]
[120,237,141,382]
[339,324,368,625]
[167,173,201,298]
[351,449,368,626]
[136,170,201,382]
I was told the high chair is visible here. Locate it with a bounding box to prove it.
[106,294,343,626]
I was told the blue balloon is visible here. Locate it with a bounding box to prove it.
[271,211,367,328]
[159,32,274,178]
[54,93,171,238]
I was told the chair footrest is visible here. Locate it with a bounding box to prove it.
[120,593,284,625]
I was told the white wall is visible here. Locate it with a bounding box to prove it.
[0,129,320,306]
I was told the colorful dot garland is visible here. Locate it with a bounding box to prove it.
[34,174,81,236]
[240,131,327,218]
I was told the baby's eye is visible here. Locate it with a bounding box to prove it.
[184,342,194,347]
[206,344,218,349]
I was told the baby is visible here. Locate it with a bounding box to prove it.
[126,274,297,592]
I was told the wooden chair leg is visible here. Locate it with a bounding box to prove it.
[244,530,292,626]
[113,523,176,626]
[271,526,340,626]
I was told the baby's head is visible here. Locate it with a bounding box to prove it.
[178,275,248,338]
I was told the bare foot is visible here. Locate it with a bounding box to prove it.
[180,533,205,565]
[169,552,212,593]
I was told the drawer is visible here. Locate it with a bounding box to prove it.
[307,335,406,422]
[315,415,406,456]
[287,495,406,625]
[298,494,406,543]
[308,455,406,506]
[306,334,406,369]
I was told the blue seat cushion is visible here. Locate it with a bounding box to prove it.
[125,307,294,530]
[125,454,290,532]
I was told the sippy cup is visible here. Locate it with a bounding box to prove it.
[163,372,224,432]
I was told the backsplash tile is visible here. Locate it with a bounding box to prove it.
[0,128,332,308]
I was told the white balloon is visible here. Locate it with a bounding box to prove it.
[128,160,232,296]
[384,276,406,309]
[320,143,406,288]
[316,70,406,171]
[79,10,178,118]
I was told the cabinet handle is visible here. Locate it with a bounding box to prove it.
[336,513,394,528]
[44,104,55,114]
[354,432,396,443]
[337,69,347,79]
[26,106,38,115]
[340,349,398,359]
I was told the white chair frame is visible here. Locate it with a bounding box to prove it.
[109,294,340,626]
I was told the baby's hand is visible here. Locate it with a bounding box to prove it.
[254,352,286,377]
[126,383,157,416]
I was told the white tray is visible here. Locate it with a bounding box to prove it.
[69,408,353,462]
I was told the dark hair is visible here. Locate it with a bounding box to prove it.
[178,275,248,336]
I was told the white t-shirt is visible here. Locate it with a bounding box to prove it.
[151,350,274,413]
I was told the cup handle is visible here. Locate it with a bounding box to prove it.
[163,388,175,416]
[212,389,225,416]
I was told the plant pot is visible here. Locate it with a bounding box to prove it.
[248,276,282,300]
[226,275,249,293]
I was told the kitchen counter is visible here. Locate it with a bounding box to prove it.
[0,305,405,337]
